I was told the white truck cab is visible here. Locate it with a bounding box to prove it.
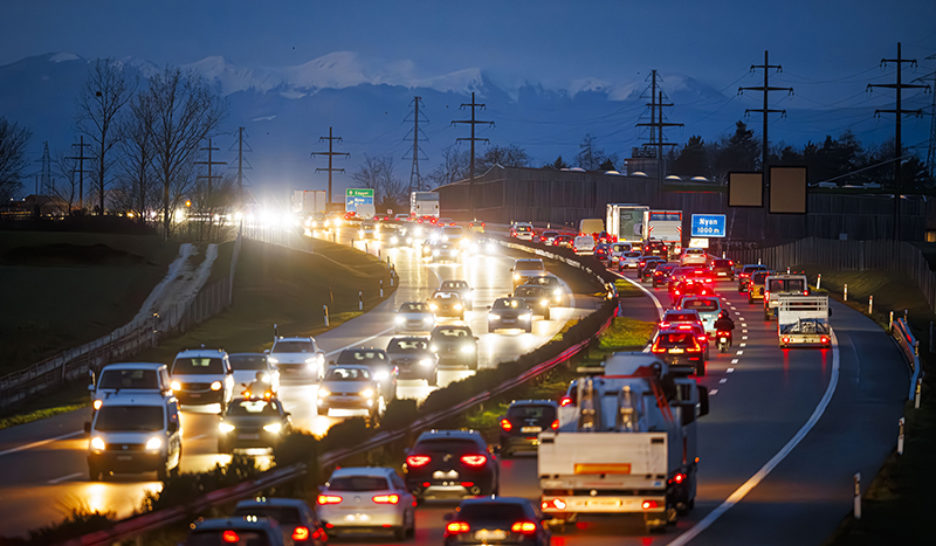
[88,362,173,412]
[84,393,182,481]
[170,348,235,412]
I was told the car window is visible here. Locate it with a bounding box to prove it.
[400,302,427,312]
[624,251,641,257]
[682,299,719,311]
[99,369,158,389]
[226,399,280,417]
[94,405,163,432]
[186,530,272,546]
[338,350,386,363]
[234,506,301,524]
[328,476,391,491]
[507,405,556,420]
[415,438,482,454]
[492,299,524,310]
[433,327,471,338]
[387,338,428,351]
[229,355,268,371]
[768,278,806,292]
[432,291,460,300]
[752,272,770,284]
[513,286,539,297]
[441,281,467,290]
[271,341,314,353]
[459,502,526,521]
[657,333,696,348]
[325,367,371,381]
[172,357,224,375]
[713,259,732,267]
[665,312,699,322]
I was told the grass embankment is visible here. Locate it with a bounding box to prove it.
[0,231,179,373]
[807,265,936,546]
[615,278,647,298]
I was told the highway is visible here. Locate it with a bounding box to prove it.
[0,233,597,538]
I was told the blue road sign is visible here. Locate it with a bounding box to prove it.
[690,214,726,238]
[345,188,374,212]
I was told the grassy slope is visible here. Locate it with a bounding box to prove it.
[0,232,179,373]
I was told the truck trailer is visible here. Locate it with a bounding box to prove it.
[606,204,649,244]
[410,191,439,220]
[777,296,831,348]
[647,210,683,259]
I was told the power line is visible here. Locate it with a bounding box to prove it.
[403,96,429,193]
[312,126,349,205]
[66,135,93,212]
[452,91,493,219]
[867,42,929,240]
[194,137,226,208]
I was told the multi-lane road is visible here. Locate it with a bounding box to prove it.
[0,235,596,538]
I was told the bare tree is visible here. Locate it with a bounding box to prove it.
[353,154,406,211]
[52,150,78,211]
[0,117,32,200]
[426,145,469,188]
[118,89,158,223]
[147,67,224,238]
[77,59,134,215]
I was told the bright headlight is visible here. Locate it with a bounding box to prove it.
[171,380,181,391]
[432,250,440,256]
[423,316,434,324]
[267,357,279,364]
[360,388,375,398]
[260,372,270,383]
[318,388,331,398]
[429,344,439,353]
[210,380,222,391]
[521,313,533,321]
[540,299,549,307]
[460,344,476,355]
[219,422,235,433]
[489,313,501,320]
[92,399,103,411]
[262,422,283,434]
[305,357,317,365]
[390,236,399,245]
[145,436,163,451]
[454,303,463,311]
[394,316,405,325]
[513,273,521,281]
[90,436,106,451]
[373,370,389,381]
[429,303,438,311]
[553,288,562,297]
[419,358,433,368]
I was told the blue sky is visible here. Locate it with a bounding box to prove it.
[3,0,935,94]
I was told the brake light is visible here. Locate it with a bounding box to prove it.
[222,530,240,543]
[559,396,573,407]
[292,526,310,541]
[803,290,809,296]
[446,522,470,535]
[651,343,666,354]
[372,494,400,504]
[782,337,790,344]
[316,494,343,505]
[500,418,513,431]
[542,498,567,510]
[697,335,707,343]
[821,336,830,344]
[659,322,670,328]
[677,324,693,330]
[642,500,660,510]
[551,419,559,430]
[460,454,487,467]
[406,455,431,467]
[511,521,538,534]
[671,472,686,484]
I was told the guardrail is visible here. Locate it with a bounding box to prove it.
[892,317,921,400]
[66,233,618,546]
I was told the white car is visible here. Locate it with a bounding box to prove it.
[681,247,708,266]
[317,365,381,419]
[511,258,547,287]
[316,466,416,540]
[609,242,632,265]
[267,336,326,381]
[620,250,642,269]
[511,222,535,241]
[88,362,173,413]
[573,235,595,255]
[395,301,435,332]
[169,348,235,412]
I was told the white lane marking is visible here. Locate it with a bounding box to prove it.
[670,331,841,546]
[0,430,82,458]
[325,326,396,356]
[740,343,747,348]
[731,359,739,364]
[189,434,207,441]
[719,378,728,384]
[736,350,744,355]
[742,329,749,334]
[47,472,82,485]
[742,335,749,340]
[709,388,719,395]
[727,367,735,373]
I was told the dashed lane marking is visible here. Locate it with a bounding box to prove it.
[709,388,719,395]
[740,343,747,347]
[0,431,82,458]
[731,358,739,364]
[736,350,744,355]
[727,367,735,373]
[47,472,82,485]
[719,378,728,384]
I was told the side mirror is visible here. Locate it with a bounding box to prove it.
[697,385,710,417]
[83,422,91,433]
[284,411,292,417]
[167,421,179,434]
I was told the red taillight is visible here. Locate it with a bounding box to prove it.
[559,396,573,407]
[642,500,660,510]
[803,290,809,296]
[500,418,513,431]
[542,498,567,511]
[671,472,686,484]
[511,521,538,534]
[677,324,693,331]
[651,344,666,354]
[292,526,310,541]
[222,530,240,543]
[782,337,790,344]
[551,419,559,430]
[460,454,487,467]
[446,522,470,535]
[311,528,326,540]
[372,494,400,504]
[406,455,431,467]
[317,494,343,505]
[821,336,830,344]
[697,335,707,342]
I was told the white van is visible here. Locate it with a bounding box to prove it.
[89,362,173,413]
[573,235,595,255]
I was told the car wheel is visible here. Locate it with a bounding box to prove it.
[407,509,416,537]
[488,322,495,333]
[469,359,478,371]
[500,447,511,459]
[525,325,532,333]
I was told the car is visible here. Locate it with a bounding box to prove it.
[681,247,708,266]
[444,497,550,546]
[438,217,457,227]
[404,429,499,501]
[747,270,772,303]
[233,497,327,545]
[488,297,534,333]
[660,309,705,331]
[512,284,553,320]
[511,258,547,288]
[88,362,173,413]
[523,274,567,305]
[184,517,286,546]
[619,250,642,270]
[441,225,465,243]
[738,264,769,292]
[679,296,723,334]
[652,263,678,288]
[594,243,612,262]
[385,336,439,386]
[644,240,668,258]
[497,400,558,458]
[651,327,706,376]
[85,393,182,481]
[394,213,411,222]
[317,466,416,540]
[358,220,380,241]
[429,290,466,320]
[538,230,559,245]
[218,397,292,453]
[394,301,435,333]
[228,353,280,395]
[317,365,381,419]
[381,224,405,247]
[170,348,235,412]
[638,257,666,282]
[710,258,736,280]
[439,280,474,310]
[668,279,714,305]
[763,274,810,320]
[553,234,574,249]
[572,235,595,255]
[510,222,535,241]
[467,220,486,233]
[430,325,479,369]
[267,336,326,381]
[334,348,397,401]
[609,242,632,265]
[431,242,461,263]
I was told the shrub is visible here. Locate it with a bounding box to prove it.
[381,398,419,430]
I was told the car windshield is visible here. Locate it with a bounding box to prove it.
[611,244,629,252]
[326,367,371,381]
[515,260,544,271]
[507,405,555,420]
[683,299,718,311]
[338,350,386,364]
[657,333,697,348]
[441,281,467,290]
[226,399,280,417]
[415,438,481,454]
[752,272,770,284]
[493,299,524,310]
[328,476,391,491]
[768,278,806,292]
[513,286,540,297]
[528,276,557,286]
[624,251,641,257]
[515,225,532,232]
[713,259,732,268]
[186,530,271,546]
[433,327,471,338]
[272,341,314,353]
[99,369,158,389]
[172,357,224,375]
[94,405,163,432]
[388,339,428,351]
[459,502,526,521]
[542,231,558,237]
[665,312,699,323]
[432,292,459,300]
[229,355,267,370]
[400,302,427,312]
[233,506,300,524]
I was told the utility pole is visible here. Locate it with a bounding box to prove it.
[312,126,349,205]
[452,92,493,219]
[868,42,927,240]
[195,137,226,237]
[237,127,245,200]
[404,96,429,193]
[916,54,936,181]
[636,70,682,184]
[67,135,93,212]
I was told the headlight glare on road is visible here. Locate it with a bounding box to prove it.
[219,422,235,433]
[262,422,283,434]
[460,344,475,355]
[521,313,532,321]
[170,380,181,392]
[419,358,433,368]
[210,380,222,391]
[90,436,106,451]
[145,436,162,451]
[360,388,375,398]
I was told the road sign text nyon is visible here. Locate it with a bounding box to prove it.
[690,214,726,238]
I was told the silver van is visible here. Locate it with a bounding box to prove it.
[88,362,173,413]
[170,348,235,413]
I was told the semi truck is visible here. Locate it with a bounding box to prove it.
[538,353,709,533]
[410,191,439,220]
[647,209,683,259]
[292,190,327,216]
[777,296,831,348]
[606,204,649,245]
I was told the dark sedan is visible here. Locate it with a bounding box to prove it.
[385,336,438,385]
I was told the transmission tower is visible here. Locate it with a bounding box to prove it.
[636,69,683,183]
[919,53,936,179]
[403,96,429,193]
[229,127,252,205]
[67,135,93,211]
[194,137,226,207]
[739,50,793,199]
[37,141,52,195]
[867,42,928,240]
[452,92,494,219]
[312,126,349,205]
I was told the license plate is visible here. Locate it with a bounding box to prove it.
[188,393,201,398]
[433,470,459,479]
[239,433,260,440]
[475,529,507,540]
[503,319,516,324]
[587,498,621,508]
[117,455,132,461]
[669,348,684,354]
[521,426,542,433]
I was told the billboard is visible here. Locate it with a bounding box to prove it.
[769,166,807,214]
[729,172,763,207]
[690,214,726,238]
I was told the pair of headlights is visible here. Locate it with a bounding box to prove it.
[90,436,162,451]
[218,422,283,434]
